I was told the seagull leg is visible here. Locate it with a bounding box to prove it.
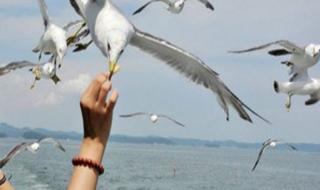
[30,68,42,89]
[30,78,38,90]
[73,40,93,52]
[67,23,86,46]
[285,93,293,112]
[51,74,61,84]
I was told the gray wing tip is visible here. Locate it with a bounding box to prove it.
[251,165,257,171]
[226,88,271,124]
[227,50,250,54]
[206,2,214,10]
[132,1,154,15]
[59,145,66,152]
[133,7,144,15]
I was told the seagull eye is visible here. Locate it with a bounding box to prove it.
[107,43,111,51]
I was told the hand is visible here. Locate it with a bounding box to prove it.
[68,73,118,190]
[79,72,118,162]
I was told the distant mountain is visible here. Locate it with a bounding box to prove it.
[110,135,175,145]
[0,123,24,137]
[0,122,81,140]
[0,122,319,152]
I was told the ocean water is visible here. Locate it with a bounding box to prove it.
[0,139,319,190]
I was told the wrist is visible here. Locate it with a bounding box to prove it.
[79,138,106,163]
[0,171,4,179]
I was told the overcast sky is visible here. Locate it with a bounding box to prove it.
[0,0,320,143]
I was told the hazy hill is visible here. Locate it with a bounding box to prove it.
[0,122,319,152]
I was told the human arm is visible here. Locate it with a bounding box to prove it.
[67,72,119,190]
[0,170,14,190]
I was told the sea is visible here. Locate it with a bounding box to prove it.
[0,138,319,190]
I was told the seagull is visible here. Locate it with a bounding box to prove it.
[252,138,297,171]
[273,66,320,110]
[0,57,61,89]
[0,138,65,168]
[69,0,270,123]
[229,40,320,111]
[228,40,320,70]
[0,143,27,169]
[27,137,66,153]
[132,0,214,15]
[33,0,83,68]
[120,112,186,127]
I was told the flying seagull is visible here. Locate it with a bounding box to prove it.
[0,61,38,76]
[69,0,270,123]
[0,57,60,89]
[132,0,214,15]
[120,112,186,127]
[0,138,65,169]
[33,0,83,68]
[0,143,27,169]
[252,139,297,171]
[27,137,66,153]
[228,40,320,70]
[273,65,320,110]
[229,40,320,111]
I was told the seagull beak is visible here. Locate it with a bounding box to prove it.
[108,60,120,79]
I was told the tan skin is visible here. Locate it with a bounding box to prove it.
[0,171,14,190]
[68,72,119,190]
[0,73,117,190]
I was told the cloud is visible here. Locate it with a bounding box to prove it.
[60,73,91,94]
[0,0,32,6]
[35,73,92,106]
[35,92,61,106]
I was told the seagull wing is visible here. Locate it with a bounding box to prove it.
[229,40,304,55]
[0,61,38,76]
[119,112,150,118]
[252,143,269,171]
[69,0,85,18]
[262,138,272,146]
[0,143,28,168]
[37,0,51,29]
[285,143,298,151]
[197,0,214,10]
[38,138,66,152]
[130,29,270,123]
[157,114,186,127]
[133,0,171,15]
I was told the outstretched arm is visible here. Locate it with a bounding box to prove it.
[68,72,119,190]
[0,170,14,190]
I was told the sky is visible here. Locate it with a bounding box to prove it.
[0,0,320,143]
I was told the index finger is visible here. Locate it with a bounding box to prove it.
[82,72,110,101]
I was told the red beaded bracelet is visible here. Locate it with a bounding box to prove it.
[72,156,104,175]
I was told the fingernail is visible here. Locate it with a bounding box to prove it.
[103,81,111,89]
